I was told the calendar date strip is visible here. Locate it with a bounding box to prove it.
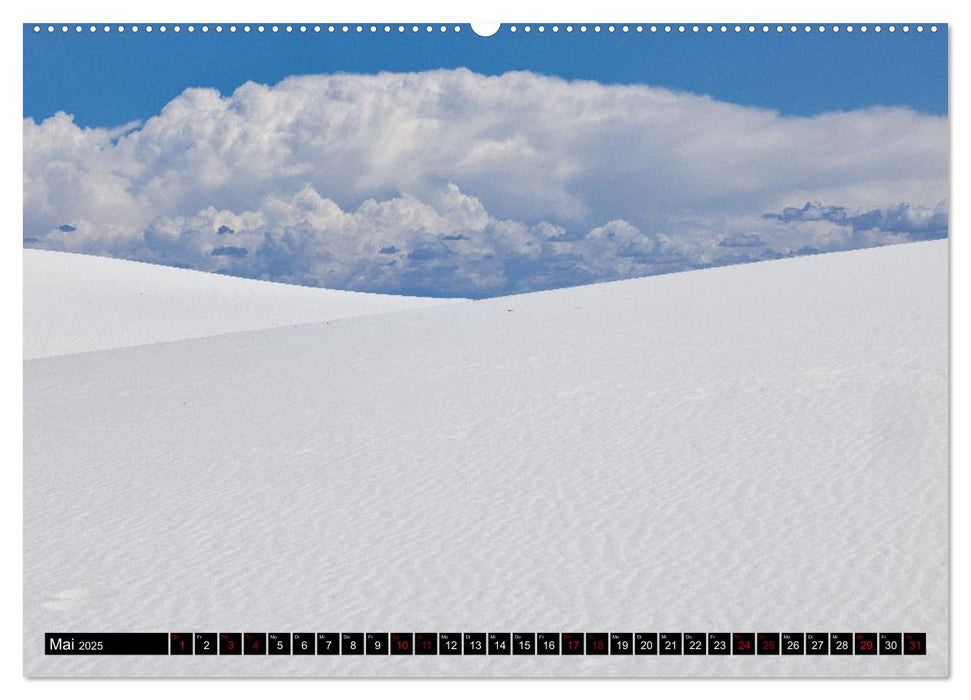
[45,632,926,656]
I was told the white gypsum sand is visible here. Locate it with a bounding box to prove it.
[23,249,464,359]
[23,240,948,677]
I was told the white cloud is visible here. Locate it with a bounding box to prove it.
[23,68,948,296]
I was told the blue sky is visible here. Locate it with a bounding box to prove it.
[24,24,947,126]
[23,25,948,297]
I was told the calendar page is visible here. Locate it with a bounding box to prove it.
[22,21,948,677]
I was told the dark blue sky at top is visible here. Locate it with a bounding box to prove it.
[24,23,947,127]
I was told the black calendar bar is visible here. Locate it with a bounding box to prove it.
[45,633,168,655]
[44,632,926,656]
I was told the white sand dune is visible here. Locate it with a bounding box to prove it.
[23,241,948,677]
[23,249,464,359]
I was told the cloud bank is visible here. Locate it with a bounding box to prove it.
[23,68,948,296]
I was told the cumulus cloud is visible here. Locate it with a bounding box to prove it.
[762,200,949,241]
[23,69,948,296]
[718,233,766,248]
